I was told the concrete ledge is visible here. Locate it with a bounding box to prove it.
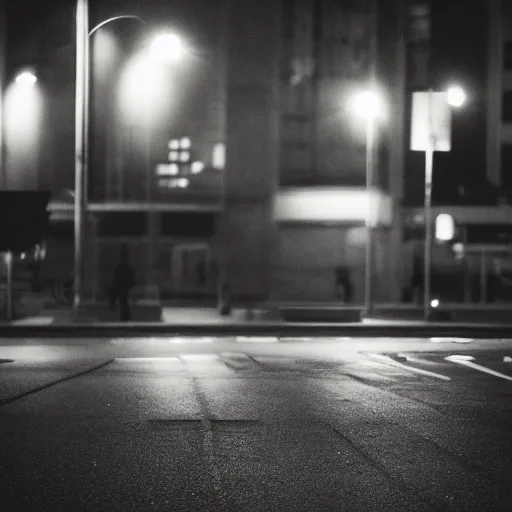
[51,302,163,324]
[280,307,362,323]
[0,322,511,338]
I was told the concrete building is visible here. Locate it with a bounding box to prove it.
[4,0,512,305]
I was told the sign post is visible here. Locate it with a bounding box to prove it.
[5,251,12,320]
[411,90,452,320]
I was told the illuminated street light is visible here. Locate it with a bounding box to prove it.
[447,85,466,108]
[150,33,184,63]
[349,90,383,120]
[349,88,384,314]
[15,71,37,86]
[74,0,188,310]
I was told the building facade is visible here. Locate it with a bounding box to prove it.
[4,0,512,305]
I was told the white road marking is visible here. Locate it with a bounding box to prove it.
[369,354,451,381]
[429,337,473,344]
[445,355,512,382]
[235,336,279,343]
[114,357,180,362]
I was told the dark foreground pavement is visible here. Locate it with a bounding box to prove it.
[0,336,511,511]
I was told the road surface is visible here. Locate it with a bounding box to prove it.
[0,335,511,511]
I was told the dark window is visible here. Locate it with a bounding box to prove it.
[502,91,512,122]
[97,212,148,237]
[501,144,512,187]
[505,41,512,70]
[161,213,216,237]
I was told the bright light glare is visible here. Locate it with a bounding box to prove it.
[150,33,183,63]
[169,139,180,150]
[118,56,164,121]
[213,143,226,169]
[180,151,190,163]
[435,213,455,241]
[15,71,37,85]
[431,299,440,308]
[180,137,191,149]
[350,90,382,119]
[447,85,466,107]
[191,161,204,174]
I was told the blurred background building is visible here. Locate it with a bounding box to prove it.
[2,0,512,305]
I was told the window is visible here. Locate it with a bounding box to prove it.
[407,3,430,43]
[504,41,512,70]
[501,144,512,187]
[502,91,512,122]
[97,213,148,237]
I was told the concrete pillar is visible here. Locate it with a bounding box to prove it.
[221,0,280,301]
[378,0,407,302]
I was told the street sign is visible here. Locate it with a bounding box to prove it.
[411,92,452,152]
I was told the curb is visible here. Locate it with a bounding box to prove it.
[0,322,511,339]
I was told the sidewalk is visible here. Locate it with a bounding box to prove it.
[1,304,512,339]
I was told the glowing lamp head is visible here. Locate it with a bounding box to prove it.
[149,33,183,63]
[447,85,466,108]
[15,71,37,86]
[431,299,440,308]
[350,90,382,120]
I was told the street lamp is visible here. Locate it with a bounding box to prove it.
[150,33,183,63]
[447,85,467,108]
[412,84,466,320]
[15,71,37,86]
[349,89,383,314]
[74,0,184,311]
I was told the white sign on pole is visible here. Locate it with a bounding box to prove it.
[411,92,452,152]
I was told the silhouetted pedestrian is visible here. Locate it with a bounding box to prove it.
[109,246,135,321]
[335,266,353,303]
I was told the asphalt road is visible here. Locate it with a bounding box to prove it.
[0,336,511,511]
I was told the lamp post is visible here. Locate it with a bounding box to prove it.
[412,84,466,320]
[74,0,184,311]
[349,89,383,314]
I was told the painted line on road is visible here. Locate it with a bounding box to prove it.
[114,357,181,362]
[445,355,512,382]
[429,337,474,344]
[369,353,451,381]
[235,336,279,343]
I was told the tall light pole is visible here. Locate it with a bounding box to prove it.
[74,0,88,312]
[412,84,466,320]
[349,89,382,314]
[73,0,184,310]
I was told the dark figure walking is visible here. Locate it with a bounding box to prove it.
[335,265,353,303]
[109,247,135,321]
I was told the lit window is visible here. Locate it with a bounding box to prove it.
[180,151,190,163]
[213,143,226,169]
[177,178,189,188]
[191,161,204,174]
[169,151,179,162]
[181,137,191,149]
[169,163,179,175]
[169,139,180,150]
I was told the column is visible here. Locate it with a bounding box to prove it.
[220,0,281,302]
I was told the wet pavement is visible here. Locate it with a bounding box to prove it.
[0,336,511,511]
